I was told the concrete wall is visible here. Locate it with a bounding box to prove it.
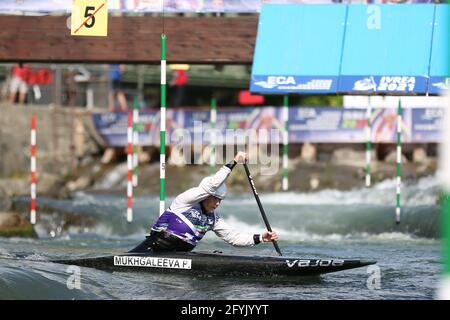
[0,103,102,179]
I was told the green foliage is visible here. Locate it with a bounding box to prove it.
[298,95,343,107]
[0,224,37,238]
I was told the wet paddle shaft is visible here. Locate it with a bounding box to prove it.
[243,162,283,256]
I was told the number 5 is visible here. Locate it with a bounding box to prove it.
[84,6,96,28]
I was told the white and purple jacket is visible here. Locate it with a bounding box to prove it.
[151,165,258,247]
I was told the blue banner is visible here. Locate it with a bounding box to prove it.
[411,108,443,142]
[288,108,366,143]
[428,6,450,95]
[251,4,346,95]
[428,77,449,95]
[93,106,442,146]
[250,76,338,94]
[251,4,447,95]
[92,113,129,147]
[338,76,429,94]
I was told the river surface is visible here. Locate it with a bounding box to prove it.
[0,175,441,300]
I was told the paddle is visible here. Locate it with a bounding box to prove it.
[243,161,283,256]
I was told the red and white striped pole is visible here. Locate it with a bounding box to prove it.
[127,111,133,223]
[30,116,37,225]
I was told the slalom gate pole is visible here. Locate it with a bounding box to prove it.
[160,33,167,216]
[127,111,133,223]
[30,116,37,225]
[132,96,139,187]
[396,100,402,224]
[282,95,289,191]
[210,98,217,173]
[365,97,372,187]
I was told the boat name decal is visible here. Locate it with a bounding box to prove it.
[286,259,345,268]
[114,256,192,269]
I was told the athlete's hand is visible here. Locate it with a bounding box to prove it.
[234,151,248,163]
[262,231,278,242]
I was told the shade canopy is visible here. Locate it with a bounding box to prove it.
[251,4,450,96]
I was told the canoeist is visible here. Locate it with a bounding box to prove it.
[129,151,278,252]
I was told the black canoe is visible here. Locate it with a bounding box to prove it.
[53,251,376,277]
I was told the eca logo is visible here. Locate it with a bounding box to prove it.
[267,76,296,86]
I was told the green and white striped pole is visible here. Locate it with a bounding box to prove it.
[127,112,133,223]
[132,96,139,187]
[438,94,450,299]
[365,97,372,187]
[160,33,167,216]
[282,95,289,191]
[395,100,402,224]
[210,98,217,173]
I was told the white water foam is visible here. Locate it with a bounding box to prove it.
[203,215,437,244]
[93,163,128,189]
[0,247,14,258]
[56,224,147,241]
[24,253,48,261]
[228,175,439,207]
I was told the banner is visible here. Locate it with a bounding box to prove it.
[92,106,442,146]
[0,0,441,13]
[251,76,338,94]
[251,4,446,95]
[338,76,428,94]
[92,111,183,146]
[288,108,366,143]
[411,108,443,142]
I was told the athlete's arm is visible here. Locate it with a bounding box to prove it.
[170,152,247,212]
[170,166,231,211]
[212,215,260,246]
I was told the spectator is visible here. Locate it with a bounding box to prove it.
[64,66,91,107]
[109,64,128,111]
[171,68,188,107]
[9,63,31,104]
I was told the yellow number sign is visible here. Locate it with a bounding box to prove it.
[71,0,108,36]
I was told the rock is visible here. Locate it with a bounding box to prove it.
[81,115,106,154]
[100,148,117,164]
[94,163,128,189]
[0,187,12,211]
[66,176,92,192]
[92,164,101,174]
[169,145,188,167]
[247,144,260,164]
[0,211,37,238]
[73,116,87,158]
[310,175,320,190]
[80,155,94,167]
[385,150,408,164]
[331,148,369,168]
[257,170,275,188]
[413,148,428,164]
[101,148,117,164]
[259,155,280,176]
[38,172,62,195]
[137,147,151,163]
[0,178,29,198]
[273,181,282,192]
[288,156,303,170]
[301,142,317,162]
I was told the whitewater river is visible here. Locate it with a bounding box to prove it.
[0,175,441,299]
